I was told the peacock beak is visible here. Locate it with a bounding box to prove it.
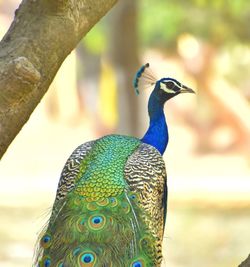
[180,84,195,94]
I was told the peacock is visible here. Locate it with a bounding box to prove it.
[34,63,194,267]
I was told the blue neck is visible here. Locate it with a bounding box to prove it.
[141,91,169,155]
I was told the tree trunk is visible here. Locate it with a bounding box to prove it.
[108,0,140,137]
[0,0,117,159]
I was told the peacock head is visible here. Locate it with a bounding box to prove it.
[154,77,195,103]
[133,63,195,104]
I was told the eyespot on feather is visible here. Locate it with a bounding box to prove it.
[88,215,106,230]
[78,251,96,267]
[131,259,145,267]
[109,197,118,207]
[39,256,51,267]
[40,234,52,249]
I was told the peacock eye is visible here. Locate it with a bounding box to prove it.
[165,81,175,89]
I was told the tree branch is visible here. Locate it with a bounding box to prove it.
[239,254,250,267]
[0,0,117,159]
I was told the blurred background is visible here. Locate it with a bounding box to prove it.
[0,1,250,266]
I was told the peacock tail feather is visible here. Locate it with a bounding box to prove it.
[35,135,167,267]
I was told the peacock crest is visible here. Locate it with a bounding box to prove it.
[133,63,157,95]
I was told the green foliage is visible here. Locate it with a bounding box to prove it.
[84,24,107,54]
[139,1,185,48]
[81,0,250,53]
[139,0,250,47]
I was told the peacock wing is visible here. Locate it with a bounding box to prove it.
[55,140,95,201]
[124,143,167,264]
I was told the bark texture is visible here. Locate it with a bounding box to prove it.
[0,0,117,159]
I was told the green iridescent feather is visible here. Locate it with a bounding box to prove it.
[35,135,163,267]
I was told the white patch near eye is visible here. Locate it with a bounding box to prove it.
[160,82,175,93]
